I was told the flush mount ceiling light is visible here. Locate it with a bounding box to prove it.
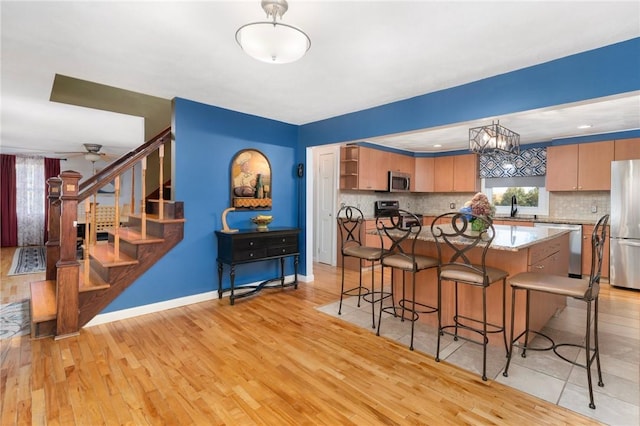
[235,0,310,64]
[469,120,520,155]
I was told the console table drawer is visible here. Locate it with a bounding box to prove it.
[235,238,267,250]
[267,235,298,247]
[234,249,268,261]
[267,244,298,257]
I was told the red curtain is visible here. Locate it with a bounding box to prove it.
[1,154,17,247]
[44,158,61,243]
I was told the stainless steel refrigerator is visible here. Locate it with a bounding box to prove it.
[610,159,640,289]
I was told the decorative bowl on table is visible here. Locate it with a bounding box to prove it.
[251,215,273,230]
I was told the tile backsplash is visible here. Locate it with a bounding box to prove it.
[548,191,610,221]
[339,190,610,221]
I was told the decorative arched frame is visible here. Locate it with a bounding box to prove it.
[230,149,272,210]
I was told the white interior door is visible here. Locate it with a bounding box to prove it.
[314,146,337,265]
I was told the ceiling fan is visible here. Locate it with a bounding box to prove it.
[57,143,116,162]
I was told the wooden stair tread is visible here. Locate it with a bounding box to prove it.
[128,213,186,224]
[89,242,139,267]
[107,228,164,244]
[30,280,56,322]
[78,262,110,292]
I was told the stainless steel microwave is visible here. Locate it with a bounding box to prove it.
[388,171,410,192]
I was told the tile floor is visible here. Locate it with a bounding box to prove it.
[317,290,639,426]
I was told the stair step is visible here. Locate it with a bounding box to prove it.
[88,242,139,267]
[129,213,186,224]
[30,280,56,323]
[107,227,164,244]
[146,199,183,219]
[78,261,110,292]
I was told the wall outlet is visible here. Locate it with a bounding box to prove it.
[591,205,597,213]
[449,202,456,210]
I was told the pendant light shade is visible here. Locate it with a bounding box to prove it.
[236,0,310,64]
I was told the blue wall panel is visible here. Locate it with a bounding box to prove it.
[103,98,299,312]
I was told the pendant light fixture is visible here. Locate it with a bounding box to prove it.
[235,0,310,64]
[469,120,520,155]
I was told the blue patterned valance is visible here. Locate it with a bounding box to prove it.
[479,147,546,178]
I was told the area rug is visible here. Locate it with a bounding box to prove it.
[7,246,46,276]
[0,300,30,340]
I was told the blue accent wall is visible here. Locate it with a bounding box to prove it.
[104,99,299,312]
[104,37,639,312]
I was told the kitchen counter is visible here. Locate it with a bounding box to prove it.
[369,214,603,226]
[374,224,571,347]
[415,224,570,251]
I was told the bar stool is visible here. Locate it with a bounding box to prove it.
[503,214,609,409]
[376,209,439,350]
[336,205,388,328]
[431,212,509,381]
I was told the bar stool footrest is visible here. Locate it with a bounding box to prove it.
[441,314,505,345]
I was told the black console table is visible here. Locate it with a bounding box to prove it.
[215,227,300,305]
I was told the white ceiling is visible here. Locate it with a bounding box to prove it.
[1,1,639,158]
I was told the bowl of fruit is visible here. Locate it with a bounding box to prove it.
[251,215,273,231]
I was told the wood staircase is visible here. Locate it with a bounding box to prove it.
[29,127,185,339]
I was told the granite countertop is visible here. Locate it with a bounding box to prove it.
[420,214,600,226]
[375,224,570,252]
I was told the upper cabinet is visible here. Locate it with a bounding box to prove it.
[358,147,388,191]
[546,141,614,191]
[339,145,359,190]
[414,157,435,192]
[340,145,413,191]
[433,154,479,192]
[614,138,640,160]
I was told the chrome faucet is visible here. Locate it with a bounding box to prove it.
[510,195,518,217]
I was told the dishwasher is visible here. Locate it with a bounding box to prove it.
[533,222,583,278]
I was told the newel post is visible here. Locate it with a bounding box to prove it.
[45,177,62,281]
[56,170,82,338]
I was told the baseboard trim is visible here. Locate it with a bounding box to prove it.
[85,273,311,327]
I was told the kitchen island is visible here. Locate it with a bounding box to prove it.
[381,224,571,346]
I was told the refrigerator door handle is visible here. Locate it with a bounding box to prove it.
[618,240,640,247]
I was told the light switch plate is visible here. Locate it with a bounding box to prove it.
[591,205,597,213]
[450,202,456,209]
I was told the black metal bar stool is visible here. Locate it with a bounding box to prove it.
[376,209,439,350]
[503,214,609,409]
[431,212,509,381]
[336,205,388,328]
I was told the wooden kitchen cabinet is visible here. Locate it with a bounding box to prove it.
[433,154,479,192]
[582,224,610,278]
[339,146,387,191]
[365,219,392,250]
[614,138,640,160]
[493,220,533,227]
[358,147,388,191]
[339,145,359,190]
[453,154,480,192]
[434,156,454,192]
[414,157,435,192]
[547,141,614,191]
[528,236,569,276]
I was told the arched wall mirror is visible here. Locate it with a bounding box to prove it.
[230,149,272,210]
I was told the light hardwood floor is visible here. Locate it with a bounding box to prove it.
[0,246,610,425]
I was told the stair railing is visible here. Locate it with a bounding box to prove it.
[50,126,171,337]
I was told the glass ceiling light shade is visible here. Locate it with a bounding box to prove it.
[469,120,520,155]
[236,0,310,64]
[84,152,102,162]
